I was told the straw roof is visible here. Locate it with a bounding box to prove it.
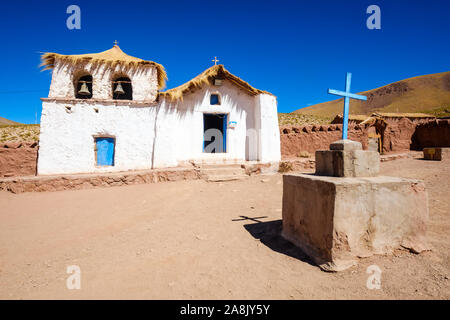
[40,45,167,90]
[371,112,435,119]
[159,64,272,101]
[331,114,370,124]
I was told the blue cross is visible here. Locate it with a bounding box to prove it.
[328,73,367,140]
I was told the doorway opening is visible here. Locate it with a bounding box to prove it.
[203,113,227,153]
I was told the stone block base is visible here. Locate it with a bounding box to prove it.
[315,139,380,177]
[281,174,429,271]
[315,150,380,177]
[423,147,450,161]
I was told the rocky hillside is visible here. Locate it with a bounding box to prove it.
[293,71,450,118]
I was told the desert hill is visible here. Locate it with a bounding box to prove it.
[293,71,450,118]
[0,117,21,126]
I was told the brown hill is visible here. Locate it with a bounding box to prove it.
[293,71,450,118]
[0,117,21,126]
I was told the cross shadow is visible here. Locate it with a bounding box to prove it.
[242,219,316,267]
[232,215,268,223]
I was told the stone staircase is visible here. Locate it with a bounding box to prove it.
[195,163,248,182]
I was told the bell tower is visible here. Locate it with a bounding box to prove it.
[41,44,167,103]
[37,45,168,175]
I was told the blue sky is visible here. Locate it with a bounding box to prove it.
[0,0,449,123]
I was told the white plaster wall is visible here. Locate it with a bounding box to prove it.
[39,76,280,174]
[153,81,256,167]
[255,93,281,162]
[48,59,158,102]
[38,101,157,175]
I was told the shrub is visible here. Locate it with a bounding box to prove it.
[278,161,293,173]
[298,151,311,158]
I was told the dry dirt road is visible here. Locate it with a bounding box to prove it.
[0,157,449,299]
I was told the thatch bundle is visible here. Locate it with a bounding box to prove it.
[40,45,167,90]
[159,64,272,101]
[371,112,435,119]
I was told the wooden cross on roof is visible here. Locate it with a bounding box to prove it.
[212,56,219,65]
[328,73,367,140]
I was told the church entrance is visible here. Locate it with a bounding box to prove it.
[203,113,227,153]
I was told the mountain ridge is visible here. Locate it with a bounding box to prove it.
[293,71,450,118]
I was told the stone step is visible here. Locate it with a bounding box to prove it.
[199,166,245,176]
[205,174,247,182]
[195,163,244,169]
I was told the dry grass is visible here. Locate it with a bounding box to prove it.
[420,105,450,118]
[298,151,312,158]
[0,124,40,143]
[278,113,331,126]
[278,161,293,173]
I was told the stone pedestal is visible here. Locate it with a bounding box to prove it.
[281,139,429,272]
[282,174,429,272]
[315,140,379,177]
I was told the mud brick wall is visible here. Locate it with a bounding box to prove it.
[280,118,445,158]
[411,119,450,149]
[280,124,369,158]
[0,142,38,177]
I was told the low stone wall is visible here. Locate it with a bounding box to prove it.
[280,118,449,158]
[0,168,200,194]
[0,142,38,178]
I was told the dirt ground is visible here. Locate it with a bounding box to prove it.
[0,157,449,299]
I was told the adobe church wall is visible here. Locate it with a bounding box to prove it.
[0,142,38,177]
[37,101,157,175]
[48,60,159,102]
[255,93,281,162]
[153,81,265,168]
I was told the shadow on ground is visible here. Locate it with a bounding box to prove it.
[243,219,316,267]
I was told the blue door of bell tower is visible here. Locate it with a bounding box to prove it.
[96,137,115,166]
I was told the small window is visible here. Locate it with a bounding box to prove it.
[210,94,220,105]
[95,137,115,166]
[75,75,93,99]
[112,76,132,100]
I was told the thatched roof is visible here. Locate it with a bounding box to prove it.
[40,45,167,90]
[371,112,435,119]
[159,64,272,101]
[331,114,370,124]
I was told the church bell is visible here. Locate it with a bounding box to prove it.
[114,81,125,95]
[78,81,91,96]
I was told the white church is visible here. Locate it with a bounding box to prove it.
[37,44,281,175]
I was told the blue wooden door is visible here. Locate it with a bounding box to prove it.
[96,137,115,166]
